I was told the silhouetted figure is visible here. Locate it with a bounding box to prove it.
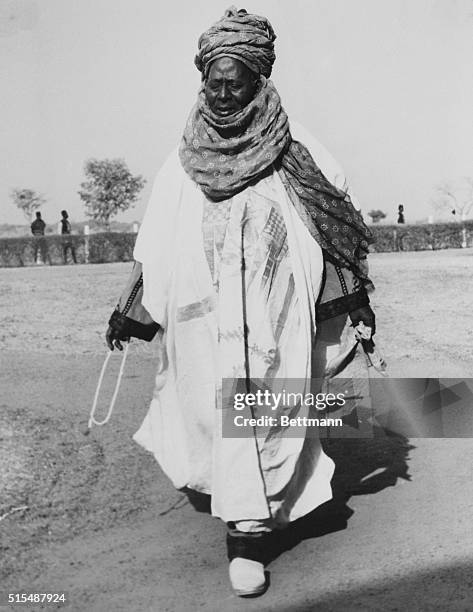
[60,210,77,264]
[31,211,51,264]
[31,211,45,236]
[397,204,405,224]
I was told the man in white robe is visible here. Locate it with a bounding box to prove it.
[106,7,376,597]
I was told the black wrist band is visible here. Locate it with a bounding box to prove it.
[316,289,370,323]
[109,308,160,342]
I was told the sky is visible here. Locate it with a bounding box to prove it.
[1,0,472,226]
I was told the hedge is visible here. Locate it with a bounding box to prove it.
[0,233,136,267]
[1,222,472,267]
[369,221,473,252]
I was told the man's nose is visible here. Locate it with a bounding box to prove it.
[217,83,230,100]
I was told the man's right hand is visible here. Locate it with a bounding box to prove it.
[105,325,129,351]
[106,309,131,351]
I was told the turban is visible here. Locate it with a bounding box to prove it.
[194,6,276,78]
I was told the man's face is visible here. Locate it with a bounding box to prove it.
[205,57,258,117]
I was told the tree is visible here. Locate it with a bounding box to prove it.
[78,158,146,230]
[431,178,473,221]
[11,188,46,222]
[367,209,387,224]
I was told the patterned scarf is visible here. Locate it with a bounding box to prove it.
[179,79,373,277]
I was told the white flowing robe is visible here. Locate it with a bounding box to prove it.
[133,122,356,524]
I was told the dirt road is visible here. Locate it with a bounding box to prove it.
[2,250,473,611]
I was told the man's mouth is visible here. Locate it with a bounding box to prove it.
[215,106,236,116]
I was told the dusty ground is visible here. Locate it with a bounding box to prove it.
[1,250,473,611]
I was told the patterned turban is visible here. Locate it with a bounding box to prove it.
[194,6,276,78]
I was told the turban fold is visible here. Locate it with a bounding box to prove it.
[194,6,276,78]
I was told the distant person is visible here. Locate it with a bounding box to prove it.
[31,211,45,236]
[60,210,77,264]
[31,211,51,264]
[397,204,405,224]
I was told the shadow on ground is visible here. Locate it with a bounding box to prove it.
[185,428,414,566]
[282,558,473,612]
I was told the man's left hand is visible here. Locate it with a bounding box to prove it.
[349,305,376,337]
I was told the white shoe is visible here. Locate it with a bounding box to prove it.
[229,557,266,597]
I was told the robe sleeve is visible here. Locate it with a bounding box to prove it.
[132,147,184,327]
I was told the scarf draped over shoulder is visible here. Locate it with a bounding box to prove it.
[179,78,374,278]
